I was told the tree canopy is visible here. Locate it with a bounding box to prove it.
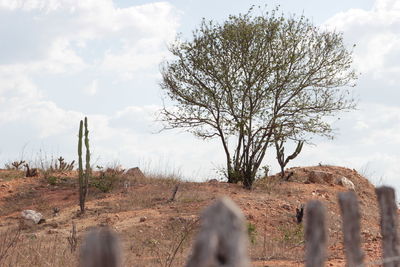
[160,7,357,189]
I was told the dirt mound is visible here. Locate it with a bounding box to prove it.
[0,165,382,266]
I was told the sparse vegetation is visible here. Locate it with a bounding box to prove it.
[247,222,257,244]
[52,156,75,172]
[278,224,304,246]
[67,222,78,253]
[5,160,26,170]
[146,217,199,267]
[46,175,58,185]
[0,164,383,266]
[91,167,122,193]
[254,175,281,194]
[0,226,21,265]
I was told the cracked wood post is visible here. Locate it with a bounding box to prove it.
[79,227,122,267]
[185,197,250,267]
[338,191,364,267]
[305,200,326,267]
[376,186,400,267]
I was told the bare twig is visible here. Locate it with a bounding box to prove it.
[67,222,78,253]
[0,227,21,264]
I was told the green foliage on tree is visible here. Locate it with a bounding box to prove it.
[160,6,357,189]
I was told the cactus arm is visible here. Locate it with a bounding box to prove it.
[84,117,90,200]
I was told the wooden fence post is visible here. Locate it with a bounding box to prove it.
[305,200,326,267]
[185,197,250,267]
[338,191,364,266]
[79,227,122,267]
[376,186,400,267]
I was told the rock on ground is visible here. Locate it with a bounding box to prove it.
[124,167,144,179]
[21,210,44,224]
[338,176,355,191]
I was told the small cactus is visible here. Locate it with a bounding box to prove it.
[274,125,304,180]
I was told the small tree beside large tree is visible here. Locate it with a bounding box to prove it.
[160,7,357,189]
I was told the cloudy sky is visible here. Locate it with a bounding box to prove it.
[0,0,399,190]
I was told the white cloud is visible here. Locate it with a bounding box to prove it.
[324,0,400,81]
[83,79,98,95]
[0,0,179,77]
[0,1,190,175]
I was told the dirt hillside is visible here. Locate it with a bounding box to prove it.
[0,165,384,266]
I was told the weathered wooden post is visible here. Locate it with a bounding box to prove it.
[305,200,326,267]
[185,197,250,267]
[376,186,400,267]
[338,191,364,266]
[79,227,122,267]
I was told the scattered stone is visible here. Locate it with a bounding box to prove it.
[308,171,335,184]
[21,210,45,224]
[124,167,145,179]
[282,204,291,211]
[338,176,355,191]
[208,179,219,184]
[139,217,147,222]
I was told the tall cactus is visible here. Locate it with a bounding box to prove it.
[78,117,91,213]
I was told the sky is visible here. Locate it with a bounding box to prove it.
[0,0,399,190]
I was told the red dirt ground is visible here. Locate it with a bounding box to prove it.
[0,165,388,266]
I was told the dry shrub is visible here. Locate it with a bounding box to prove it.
[254,175,281,194]
[0,169,25,181]
[127,217,199,267]
[2,231,78,267]
[249,222,304,262]
[0,226,21,264]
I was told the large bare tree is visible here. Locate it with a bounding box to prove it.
[160,7,357,189]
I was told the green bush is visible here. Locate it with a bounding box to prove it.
[247,222,257,245]
[278,224,304,245]
[91,169,119,193]
[46,176,58,186]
